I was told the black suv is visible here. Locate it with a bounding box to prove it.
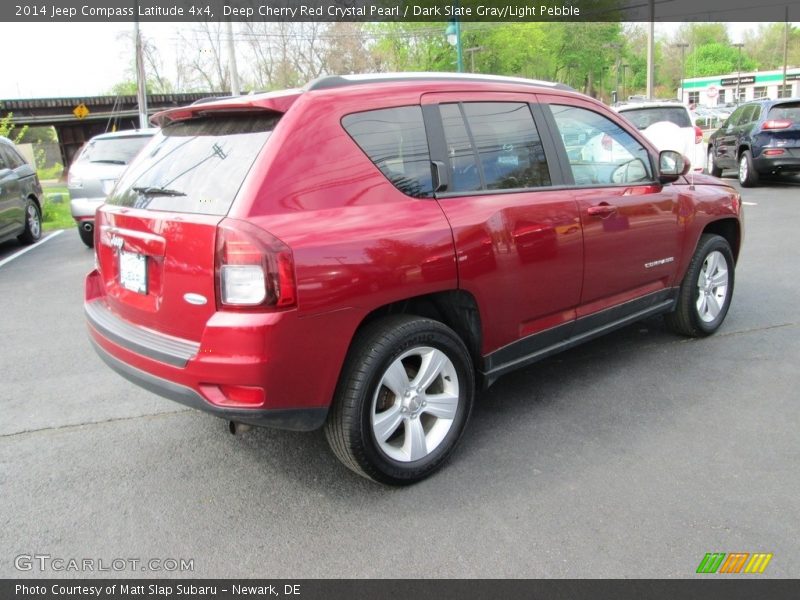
[707,98,800,186]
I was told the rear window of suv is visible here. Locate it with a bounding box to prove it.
[767,102,800,121]
[619,106,692,129]
[77,135,153,165]
[106,114,278,216]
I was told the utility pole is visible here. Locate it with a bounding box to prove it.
[464,46,483,73]
[673,43,689,103]
[225,19,240,96]
[733,43,744,104]
[646,0,655,99]
[133,0,148,129]
[782,7,789,98]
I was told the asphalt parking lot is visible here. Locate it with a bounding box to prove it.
[1,175,798,579]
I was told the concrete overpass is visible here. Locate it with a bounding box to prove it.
[1,92,228,166]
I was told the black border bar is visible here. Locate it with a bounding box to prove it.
[4,579,800,600]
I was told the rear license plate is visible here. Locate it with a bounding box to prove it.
[119,250,147,294]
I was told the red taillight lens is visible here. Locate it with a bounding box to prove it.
[763,149,786,156]
[762,119,792,130]
[215,219,296,310]
[200,384,266,407]
[694,125,703,144]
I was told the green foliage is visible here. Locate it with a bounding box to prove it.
[674,23,731,46]
[0,112,28,143]
[684,43,757,78]
[468,23,552,79]
[16,126,57,145]
[109,80,154,96]
[38,162,64,181]
[370,22,454,72]
[743,23,800,70]
[41,186,75,231]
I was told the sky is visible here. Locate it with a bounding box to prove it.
[0,21,779,99]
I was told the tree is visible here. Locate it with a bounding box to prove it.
[0,113,27,143]
[743,23,800,70]
[684,43,757,78]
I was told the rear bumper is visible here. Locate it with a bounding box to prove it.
[753,154,800,174]
[84,269,359,431]
[90,338,327,431]
[70,197,104,220]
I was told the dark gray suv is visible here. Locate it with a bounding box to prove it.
[0,137,43,246]
[707,98,800,186]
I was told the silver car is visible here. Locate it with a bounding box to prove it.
[69,129,156,247]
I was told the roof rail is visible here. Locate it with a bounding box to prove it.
[304,72,575,92]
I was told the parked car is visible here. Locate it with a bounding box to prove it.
[615,100,706,171]
[85,74,743,485]
[68,129,157,247]
[707,98,800,186]
[0,136,43,246]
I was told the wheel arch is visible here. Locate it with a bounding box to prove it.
[702,218,741,263]
[354,290,483,376]
[737,144,751,160]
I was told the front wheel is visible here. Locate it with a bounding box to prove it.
[664,234,735,337]
[17,200,42,245]
[325,316,474,485]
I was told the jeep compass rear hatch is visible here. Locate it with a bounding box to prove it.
[92,112,280,342]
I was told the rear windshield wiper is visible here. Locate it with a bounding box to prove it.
[132,186,186,197]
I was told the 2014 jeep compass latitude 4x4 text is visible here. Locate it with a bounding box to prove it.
[85,74,743,485]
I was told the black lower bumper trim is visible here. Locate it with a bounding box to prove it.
[90,338,328,432]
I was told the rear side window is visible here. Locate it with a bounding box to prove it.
[441,102,551,193]
[768,102,800,121]
[0,145,24,169]
[77,135,153,165]
[107,114,278,216]
[619,106,691,129]
[342,106,433,198]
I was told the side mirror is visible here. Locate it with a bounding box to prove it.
[658,150,690,184]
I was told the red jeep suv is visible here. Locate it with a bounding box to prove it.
[85,74,743,484]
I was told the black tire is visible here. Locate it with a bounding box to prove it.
[17,200,42,245]
[325,315,474,485]
[738,150,759,187]
[664,234,735,337]
[706,147,722,177]
[78,225,94,248]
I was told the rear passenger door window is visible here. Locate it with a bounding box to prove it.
[440,102,551,193]
[342,106,433,198]
[549,104,652,185]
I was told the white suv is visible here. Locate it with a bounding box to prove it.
[614,101,705,172]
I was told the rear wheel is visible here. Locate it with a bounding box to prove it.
[78,224,94,248]
[706,147,722,177]
[738,150,759,187]
[17,200,42,245]
[665,234,735,337]
[325,315,474,485]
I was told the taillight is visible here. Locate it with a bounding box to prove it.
[215,219,296,310]
[694,125,703,144]
[762,119,792,130]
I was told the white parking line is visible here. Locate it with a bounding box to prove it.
[742,202,758,206]
[0,229,64,269]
